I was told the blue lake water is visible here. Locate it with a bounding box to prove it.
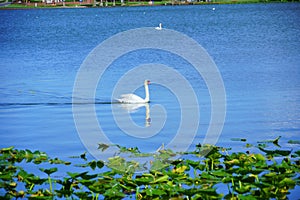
[1,3,300,165]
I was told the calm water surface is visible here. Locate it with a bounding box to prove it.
[1,4,300,161]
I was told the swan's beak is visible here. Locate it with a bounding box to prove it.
[147,80,150,85]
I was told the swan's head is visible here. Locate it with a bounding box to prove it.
[144,80,150,85]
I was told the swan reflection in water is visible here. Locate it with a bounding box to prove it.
[117,103,151,127]
[115,80,151,127]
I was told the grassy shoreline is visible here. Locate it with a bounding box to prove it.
[0,0,298,10]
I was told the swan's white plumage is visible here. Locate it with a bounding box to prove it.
[155,23,162,30]
[118,94,145,103]
[117,80,150,104]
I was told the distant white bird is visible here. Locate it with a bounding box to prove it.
[212,7,215,11]
[117,80,150,104]
[155,23,162,30]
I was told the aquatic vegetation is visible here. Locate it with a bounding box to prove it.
[0,138,299,199]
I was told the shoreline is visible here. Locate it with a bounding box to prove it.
[0,0,298,10]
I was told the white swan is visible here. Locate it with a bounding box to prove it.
[117,80,150,104]
[155,23,162,30]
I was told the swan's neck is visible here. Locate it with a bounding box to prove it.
[144,83,150,103]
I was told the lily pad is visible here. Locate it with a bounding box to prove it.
[39,167,58,176]
[258,147,292,156]
[231,138,247,142]
[288,140,300,144]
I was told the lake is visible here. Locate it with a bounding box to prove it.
[1,3,299,165]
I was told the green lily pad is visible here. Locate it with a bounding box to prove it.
[39,167,58,176]
[98,143,110,151]
[258,147,291,156]
[231,138,247,142]
[288,140,300,144]
[257,136,281,147]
